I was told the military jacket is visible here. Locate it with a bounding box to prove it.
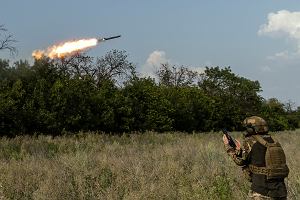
[227,134,287,198]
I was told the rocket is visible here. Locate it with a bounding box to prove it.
[98,35,121,42]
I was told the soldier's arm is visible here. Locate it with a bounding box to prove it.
[225,139,251,166]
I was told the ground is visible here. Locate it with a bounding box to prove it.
[0,131,299,200]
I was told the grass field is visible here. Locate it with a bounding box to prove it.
[0,131,299,200]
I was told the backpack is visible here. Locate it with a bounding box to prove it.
[249,135,289,180]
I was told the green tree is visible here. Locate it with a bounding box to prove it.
[0,59,10,81]
[156,63,199,87]
[0,79,25,136]
[261,98,294,131]
[198,67,262,130]
[123,77,173,132]
[161,86,212,132]
[95,50,135,87]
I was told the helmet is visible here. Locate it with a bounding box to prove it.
[243,116,269,135]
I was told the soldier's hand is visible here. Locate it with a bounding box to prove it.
[223,134,229,145]
[234,139,241,150]
[222,135,241,150]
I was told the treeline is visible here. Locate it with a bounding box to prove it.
[1,50,299,136]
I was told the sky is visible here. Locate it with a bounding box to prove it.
[1,0,300,107]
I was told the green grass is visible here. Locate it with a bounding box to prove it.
[0,131,299,200]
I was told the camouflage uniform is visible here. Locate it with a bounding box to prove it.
[225,116,288,200]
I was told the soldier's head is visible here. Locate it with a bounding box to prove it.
[242,116,269,135]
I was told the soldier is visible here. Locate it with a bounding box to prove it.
[223,116,289,200]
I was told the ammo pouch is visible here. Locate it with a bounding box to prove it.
[250,135,289,180]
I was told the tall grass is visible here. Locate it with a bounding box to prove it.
[0,131,299,200]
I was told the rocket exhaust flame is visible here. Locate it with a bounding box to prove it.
[32,38,98,59]
[32,35,121,59]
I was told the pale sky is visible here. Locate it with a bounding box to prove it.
[1,0,300,106]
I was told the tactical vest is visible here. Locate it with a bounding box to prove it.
[249,135,289,180]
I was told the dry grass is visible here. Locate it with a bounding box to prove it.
[0,130,299,200]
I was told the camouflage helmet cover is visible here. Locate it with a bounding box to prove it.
[243,116,269,134]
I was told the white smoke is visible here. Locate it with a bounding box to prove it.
[141,50,205,79]
[258,10,300,59]
[140,50,170,78]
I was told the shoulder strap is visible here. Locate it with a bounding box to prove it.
[252,135,268,147]
[244,137,257,153]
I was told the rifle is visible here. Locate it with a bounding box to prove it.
[222,129,237,149]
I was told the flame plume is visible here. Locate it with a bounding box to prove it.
[32,38,98,59]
